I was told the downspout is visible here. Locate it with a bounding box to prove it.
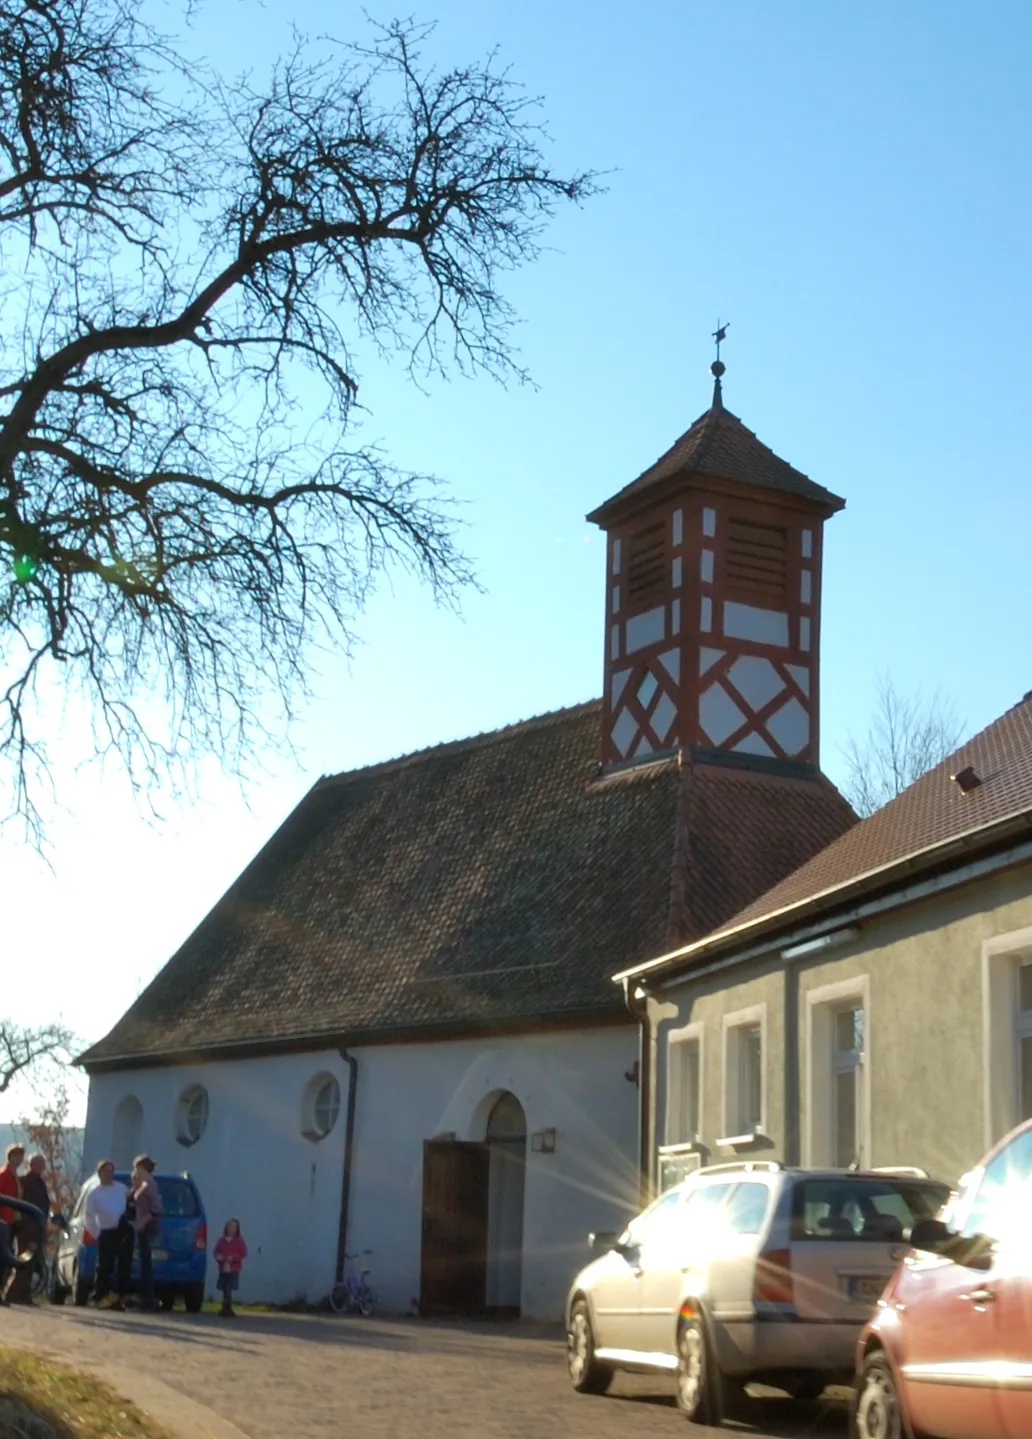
[623,979,654,1208]
[334,1046,359,1286]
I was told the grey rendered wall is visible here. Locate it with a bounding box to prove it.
[655,861,1032,1190]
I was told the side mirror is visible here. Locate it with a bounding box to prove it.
[909,1218,951,1253]
[588,1230,620,1256]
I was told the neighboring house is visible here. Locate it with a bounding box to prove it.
[78,365,853,1319]
[617,692,1032,1200]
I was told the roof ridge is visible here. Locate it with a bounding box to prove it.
[314,697,602,788]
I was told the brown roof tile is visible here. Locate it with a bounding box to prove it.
[648,692,1032,970]
[588,399,845,523]
[80,705,856,1066]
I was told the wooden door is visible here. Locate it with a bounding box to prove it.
[420,1139,490,1315]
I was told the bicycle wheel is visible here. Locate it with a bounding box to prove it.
[329,1282,350,1315]
[357,1285,376,1318]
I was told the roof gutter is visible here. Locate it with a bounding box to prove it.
[614,805,1032,988]
[645,830,1032,994]
[334,1045,359,1288]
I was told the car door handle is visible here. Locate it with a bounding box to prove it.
[967,1288,996,1305]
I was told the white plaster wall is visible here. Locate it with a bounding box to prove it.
[83,1025,640,1320]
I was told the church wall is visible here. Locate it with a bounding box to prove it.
[83,1023,640,1319]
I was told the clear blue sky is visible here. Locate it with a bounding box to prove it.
[5,0,1031,1118]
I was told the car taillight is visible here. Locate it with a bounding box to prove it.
[754,1247,794,1304]
[83,1228,97,1246]
[194,1221,207,1252]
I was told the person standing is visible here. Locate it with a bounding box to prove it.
[84,1160,131,1310]
[0,1145,25,1299]
[213,1218,247,1317]
[4,1154,50,1305]
[130,1156,162,1312]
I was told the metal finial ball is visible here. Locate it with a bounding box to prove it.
[710,360,726,378]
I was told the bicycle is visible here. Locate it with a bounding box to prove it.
[329,1250,376,1316]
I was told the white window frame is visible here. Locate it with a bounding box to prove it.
[722,1003,767,1137]
[804,975,870,1168]
[666,1021,704,1146]
[982,925,1032,1148]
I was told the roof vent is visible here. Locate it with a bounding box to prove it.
[952,766,982,794]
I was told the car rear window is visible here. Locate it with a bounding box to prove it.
[157,1180,201,1218]
[791,1178,949,1242]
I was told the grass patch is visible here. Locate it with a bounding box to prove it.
[0,1347,176,1439]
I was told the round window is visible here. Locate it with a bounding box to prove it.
[302,1073,341,1142]
[175,1084,209,1146]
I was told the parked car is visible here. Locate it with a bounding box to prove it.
[854,1119,1032,1439]
[54,1170,207,1311]
[565,1160,949,1426]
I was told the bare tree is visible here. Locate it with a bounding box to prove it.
[840,674,966,817]
[20,1084,84,1219]
[0,1,597,840]
[0,1020,74,1095]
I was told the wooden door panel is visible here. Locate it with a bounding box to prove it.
[420,1139,489,1315]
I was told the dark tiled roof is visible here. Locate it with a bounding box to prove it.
[660,692,1032,963]
[80,705,856,1065]
[588,397,845,522]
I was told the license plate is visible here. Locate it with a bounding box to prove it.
[845,1275,889,1303]
[151,1249,168,1262]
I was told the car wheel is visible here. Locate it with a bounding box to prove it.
[854,1351,905,1439]
[158,1291,175,1311]
[183,1283,205,1314]
[73,1265,91,1308]
[676,1315,725,1426]
[566,1299,614,1395]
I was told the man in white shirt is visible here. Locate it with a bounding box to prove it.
[84,1159,130,1310]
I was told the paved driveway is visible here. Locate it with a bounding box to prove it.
[1,1307,849,1439]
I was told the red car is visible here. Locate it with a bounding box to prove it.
[853,1119,1032,1439]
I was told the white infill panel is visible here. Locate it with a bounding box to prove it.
[699,684,746,747]
[767,697,809,756]
[734,732,776,758]
[723,601,790,648]
[726,656,785,712]
[651,692,677,744]
[626,607,665,653]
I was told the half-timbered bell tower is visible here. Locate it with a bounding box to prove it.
[587,360,845,769]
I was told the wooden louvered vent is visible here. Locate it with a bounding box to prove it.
[726,518,788,601]
[626,520,667,612]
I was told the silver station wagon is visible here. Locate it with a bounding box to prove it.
[565,1160,948,1426]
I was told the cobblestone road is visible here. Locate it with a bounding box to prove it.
[1,1307,850,1439]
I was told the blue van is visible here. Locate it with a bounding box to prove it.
[54,1170,207,1311]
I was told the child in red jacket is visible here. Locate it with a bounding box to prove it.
[213,1218,248,1317]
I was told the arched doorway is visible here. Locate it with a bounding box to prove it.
[485,1092,526,1315]
[112,1095,143,1169]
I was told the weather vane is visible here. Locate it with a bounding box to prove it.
[712,319,729,366]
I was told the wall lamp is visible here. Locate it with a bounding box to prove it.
[781,925,861,963]
[531,1128,556,1154]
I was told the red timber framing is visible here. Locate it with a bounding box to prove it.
[600,475,830,769]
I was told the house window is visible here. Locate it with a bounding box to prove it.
[666,1024,703,1144]
[302,1072,342,1142]
[1017,963,1032,1122]
[726,517,788,602]
[805,977,870,1168]
[737,1026,763,1130]
[175,1084,209,1147]
[626,520,667,613]
[722,1005,766,1137]
[832,1005,865,1167]
[982,928,1032,1147]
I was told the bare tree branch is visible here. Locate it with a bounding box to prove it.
[0,3,600,840]
[839,674,967,817]
[0,1019,74,1094]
